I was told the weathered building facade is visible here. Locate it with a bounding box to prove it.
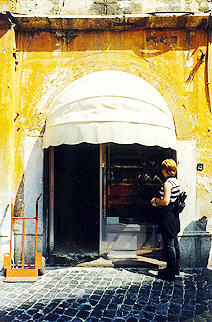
[0,0,212,269]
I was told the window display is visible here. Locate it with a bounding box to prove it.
[106,143,176,225]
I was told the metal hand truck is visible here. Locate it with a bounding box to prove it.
[3,193,45,282]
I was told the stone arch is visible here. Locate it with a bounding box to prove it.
[33,51,193,141]
[43,69,177,149]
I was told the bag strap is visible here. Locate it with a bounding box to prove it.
[167,178,177,188]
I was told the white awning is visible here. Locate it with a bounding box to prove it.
[43,70,177,149]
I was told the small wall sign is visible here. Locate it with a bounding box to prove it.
[106,217,119,225]
[197,163,204,171]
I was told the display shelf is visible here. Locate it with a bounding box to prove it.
[108,165,160,169]
[109,183,160,186]
[105,143,167,224]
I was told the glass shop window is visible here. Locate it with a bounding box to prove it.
[106,143,176,225]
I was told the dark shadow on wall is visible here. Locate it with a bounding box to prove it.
[12,136,46,265]
[0,29,9,39]
[0,204,9,236]
[179,216,211,268]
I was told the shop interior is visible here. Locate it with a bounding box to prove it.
[106,143,176,225]
[49,143,176,265]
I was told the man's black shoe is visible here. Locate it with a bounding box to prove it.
[158,267,180,276]
[157,269,175,281]
[175,268,180,276]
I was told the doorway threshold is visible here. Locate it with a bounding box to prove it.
[77,250,166,268]
[46,248,166,268]
[107,250,166,268]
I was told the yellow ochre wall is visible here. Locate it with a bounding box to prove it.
[0,25,212,268]
[0,27,15,211]
[0,26,16,265]
[11,28,212,215]
[0,0,10,11]
[0,0,17,11]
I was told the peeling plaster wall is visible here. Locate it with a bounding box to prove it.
[0,15,212,267]
[15,0,212,15]
[13,137,44,264]
[5,26,210,267]
[0,27,15,269]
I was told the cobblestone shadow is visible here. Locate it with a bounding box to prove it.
[0,267,211,322]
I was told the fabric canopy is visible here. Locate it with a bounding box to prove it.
[43,70,177,149]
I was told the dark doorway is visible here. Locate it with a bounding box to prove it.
[53,143,100,262]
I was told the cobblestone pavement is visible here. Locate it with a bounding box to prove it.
[0,267,211,322]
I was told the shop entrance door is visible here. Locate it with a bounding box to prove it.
[101,143,176,259]
[48,143,176,263]
[50,144,100,262]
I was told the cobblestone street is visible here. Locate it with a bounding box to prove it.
[0,267,211,322]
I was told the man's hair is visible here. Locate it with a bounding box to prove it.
[161,159,177,176]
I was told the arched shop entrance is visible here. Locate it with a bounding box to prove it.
[43,70,177,263]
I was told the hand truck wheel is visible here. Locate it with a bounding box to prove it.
[38,256,46,276]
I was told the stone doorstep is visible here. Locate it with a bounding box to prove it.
[77,255,166,268]
[77,257,114,267]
